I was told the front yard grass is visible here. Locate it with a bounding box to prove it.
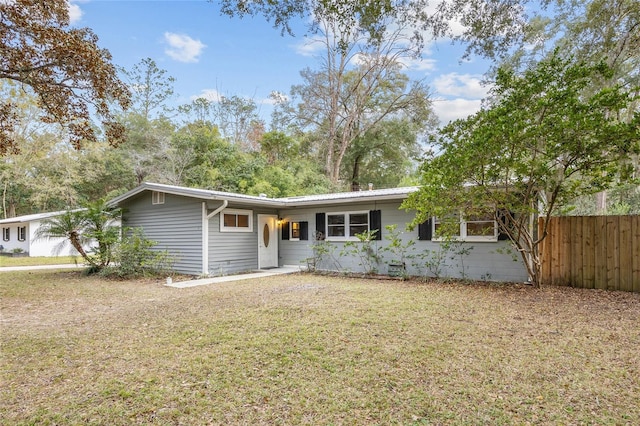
[0,255,80,267]
[1,270,638,425]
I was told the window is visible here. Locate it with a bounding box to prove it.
[326,211,369,240]
[433,212,497,242]
[18,226,26,241]
[2,227,9,241]
[291,222,300,240]
[152,191,165,205]
[282,220,308,241]
[220,209,253,232]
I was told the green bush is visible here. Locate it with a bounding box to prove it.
[101,228,174,278]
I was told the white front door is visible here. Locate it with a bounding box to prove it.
[258,214,278,269]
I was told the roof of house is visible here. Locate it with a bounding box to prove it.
[0,209,84,225]
[107,182,283,207]
[277,186,419,206]
[107,182,420,208]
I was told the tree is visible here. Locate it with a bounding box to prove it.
[117,59,178,184]
[502,0,640,214]
[121,57,176,121]
[34,210,93,262]
[286,24,434,185]
[219,0,528,61]
[82,199,121,269]
[0,0,130,155]
[214,95,265,150]
[403,54,640,287]
[35,201,122,272]
[259,131,299,165]
[342,118,427,190]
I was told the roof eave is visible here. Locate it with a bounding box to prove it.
[107,183,285,208]
[281,193,412,207]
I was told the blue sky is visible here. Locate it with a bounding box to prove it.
[70,0,495,125]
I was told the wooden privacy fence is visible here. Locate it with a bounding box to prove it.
[539,215,640,292]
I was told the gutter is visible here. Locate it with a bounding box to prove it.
[207,199,228,219]
[202,200,228,275]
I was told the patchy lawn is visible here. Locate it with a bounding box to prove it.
[1,271,638,425]
[0,255,80,267]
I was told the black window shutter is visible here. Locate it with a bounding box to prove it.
[369,210,382,240]
[315,213,325,240]
[281,221,290,240]
[497,209,511,241]
[418,218,433,241]
[300,221,309,240]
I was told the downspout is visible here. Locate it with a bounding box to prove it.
[202,200,228,275]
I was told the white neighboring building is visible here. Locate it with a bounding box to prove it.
[0,210,82,257]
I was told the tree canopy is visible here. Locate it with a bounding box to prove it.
[0,0,130,155]
[218,0,529,60]
[403,54,640,287]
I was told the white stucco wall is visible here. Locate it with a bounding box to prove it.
[28,220,81,257]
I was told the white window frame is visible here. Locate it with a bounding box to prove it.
[290,221,301,241]
[152,191,165,205]
[326,211,369,241]
[432,213,498,242]
[2,227,9,241]
[220,208,253,233]
[17,226,26,242]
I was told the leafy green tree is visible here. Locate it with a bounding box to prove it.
[403,54,640,287]
[118,58,177,184]
[0,0,130,155]
[121,57,176,121]
[259,131,299,165]
[219,0,528,61]
[504,0,640,214]
[73,143,137,202]
[342,117,430,190]
[250,131,331,196]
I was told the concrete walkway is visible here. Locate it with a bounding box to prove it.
[166,265,303,288]
[0,264,304,288]
[0,264,83,272]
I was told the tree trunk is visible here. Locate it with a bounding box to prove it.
[69,232,97,268]
[596,190,607,214]
[351,154,361,191]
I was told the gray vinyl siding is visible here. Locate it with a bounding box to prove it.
[208,206,278,276]
[122,192,203,275]
[279,200,528,282]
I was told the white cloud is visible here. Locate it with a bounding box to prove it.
[432,98,482,124]
[164,32,206,63]
[400,56,437,72]
[293,35,326,57]
[68,1,83,24]
[191,89,222,103]
[433,73,490,99]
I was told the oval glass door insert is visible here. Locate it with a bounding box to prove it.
[263,223,270,247]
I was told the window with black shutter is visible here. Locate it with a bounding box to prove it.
[418,218,432,240]
[315,213,325,240]
[369,210,382,240]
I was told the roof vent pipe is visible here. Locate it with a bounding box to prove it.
[368,183,373,191]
